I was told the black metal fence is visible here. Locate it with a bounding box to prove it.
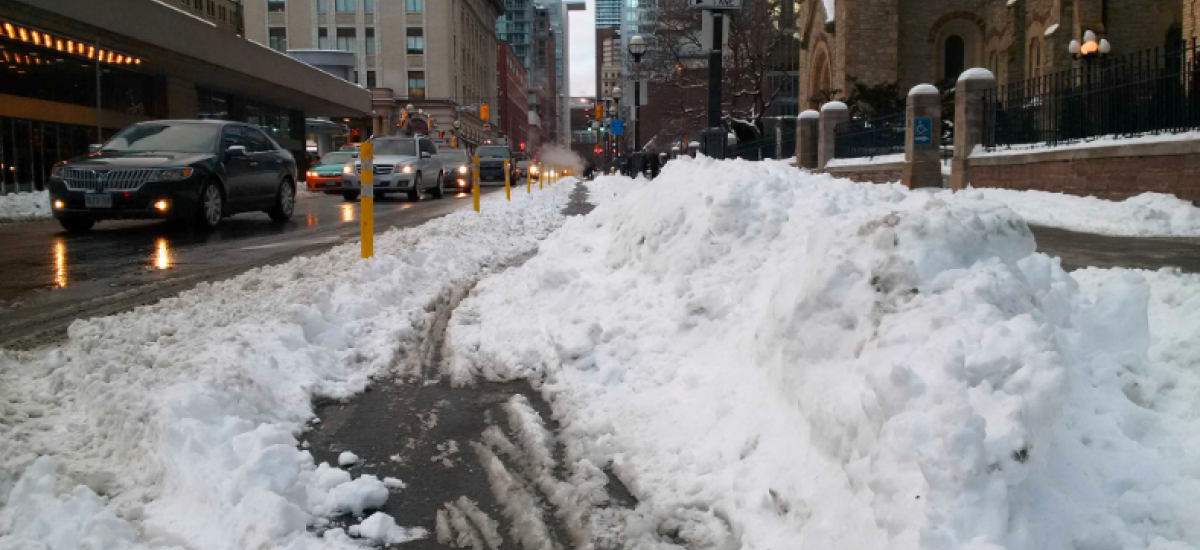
[730,134,797,160]
[983,40,1200,151]
[834,113,906,159]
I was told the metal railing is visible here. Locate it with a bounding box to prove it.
[834,112,906,159]
[729,134,797,161]
[983,39,1200,151]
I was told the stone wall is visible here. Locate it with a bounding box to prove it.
[824,163,905,184]
[968,141,1200,202]
[1188,0,1200,43]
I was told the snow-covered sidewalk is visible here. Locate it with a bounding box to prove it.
[0,191,52,222]
[960,187,1200,238]
[446,159,1200,550]
[0,183,573,549]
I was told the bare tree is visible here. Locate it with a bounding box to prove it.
[643,0,798,142]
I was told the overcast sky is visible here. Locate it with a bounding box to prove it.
[568,0,596,97]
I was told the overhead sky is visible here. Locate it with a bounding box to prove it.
[569,0,596,97]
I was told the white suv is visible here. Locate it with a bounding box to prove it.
[342,136,445,202]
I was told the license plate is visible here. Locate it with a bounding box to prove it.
[85,193,112,208]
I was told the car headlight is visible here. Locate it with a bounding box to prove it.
[155,168,194,181]
[458,166,468,174]
[50,163,66,179]
[530,166,539,174]
[401,165,413,174]
[343,164,355,175]
[306,171,318,178]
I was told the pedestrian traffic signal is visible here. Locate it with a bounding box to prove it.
[480,104,490,121]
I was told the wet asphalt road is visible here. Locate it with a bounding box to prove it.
[0,187,503,349]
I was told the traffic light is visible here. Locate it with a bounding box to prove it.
[595,104,604,119]
[519,141,526,151]
[480,104,490,121]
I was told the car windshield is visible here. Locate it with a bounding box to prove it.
[477,146,509,158]
[101,123,219,153]
[319,152,356,165]
[438,151,469,164]
[371,140,417,157]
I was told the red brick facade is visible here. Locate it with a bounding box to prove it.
[497,42,530,152]
[970,153,1200,203]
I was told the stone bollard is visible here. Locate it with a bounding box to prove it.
[818,102,849,170]
[903,84,943,189]
[797,109,820,170]
[951,68,997,191]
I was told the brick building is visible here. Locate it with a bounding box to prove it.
[797,0,1185,108]
[497,41,530,152]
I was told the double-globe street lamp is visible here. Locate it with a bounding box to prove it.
[612,86,624,158]
[628,35,648,154]
[1068,31,1112,138]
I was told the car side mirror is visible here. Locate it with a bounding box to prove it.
[226,145,247,158]
[88,144,103,154]
[421,151,432,159]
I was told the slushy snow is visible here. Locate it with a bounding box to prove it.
[337,452,359,467]
[0,190,52,221]
[0,184,573,549]
[965,187,1200,237]
[446,158,1200,549]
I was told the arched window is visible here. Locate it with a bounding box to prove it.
[1028,39,1042,80]
[944,35,965,84]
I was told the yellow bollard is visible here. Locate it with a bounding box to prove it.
[527,165,532,194]
[539,164,544,190]
[504,159,511,201]
[360,142,374,259]
[472,155,481,212]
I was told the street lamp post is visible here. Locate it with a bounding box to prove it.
[612,86,624,160]
[1069,31,1111,138]
[628,35,648,154]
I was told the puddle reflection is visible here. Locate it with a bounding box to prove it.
[153,238,171,270]
[54,239,67,288]
[341,204,356,222]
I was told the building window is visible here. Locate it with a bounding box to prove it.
[943,35,965,84]
[193,0,202,9]
[408,71,426,99]
[267,0,285,12]
[365,28,376,54]
[318,28,329,49]
[365,0,375,13]
[336,28,356,52]
[336,0,354,12]
[207,1,215,16]
[407,29,425,54]
[406,0,424,12]
[317,0,328,13]
[367,71,377,87]
[269,27,287,52]
[219,6,226,20]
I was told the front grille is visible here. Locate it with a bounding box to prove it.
[357,165,395,176]
[63,168,157,191]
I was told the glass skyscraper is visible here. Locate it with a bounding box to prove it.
[595,0,620,29]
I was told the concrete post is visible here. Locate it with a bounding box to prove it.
[903,84,943,189]
[818,102,849,170]
[951,68,997,191]
[797,109,820,170]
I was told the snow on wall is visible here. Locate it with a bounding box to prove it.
[962,187,1200,237]
[0,183,574,549]
[445,158,1200,550]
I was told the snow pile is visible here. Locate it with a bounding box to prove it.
[0,184,573,549]
[0,190,52,221]
[446,157,1200,549]
[967,187,1200,237]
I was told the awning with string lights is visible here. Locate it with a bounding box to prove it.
[1,19,144,66]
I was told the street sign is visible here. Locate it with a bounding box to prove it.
[914,117,933,147]
[691,0,743,9]
[611,120,624,136]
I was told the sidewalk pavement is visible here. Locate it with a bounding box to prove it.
[1030,226,1200,273]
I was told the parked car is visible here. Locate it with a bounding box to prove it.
[437,149,474,191]
[47,120,297,232]
[475,145,512,185]
[305,150,358,193]
[515,160,532,180]
[341,135,445,202]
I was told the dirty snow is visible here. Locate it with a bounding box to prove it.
[0,191,52,222]
[446,157,1200,549]
[0,183,573,549]
[965,187,1200,237]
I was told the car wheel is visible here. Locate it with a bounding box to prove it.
[268,179,296,223]
[195,182,223,231]
[432,172,445,199]
[343,190,360,202]
[408,174,422,202]
[58,216,95,233]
